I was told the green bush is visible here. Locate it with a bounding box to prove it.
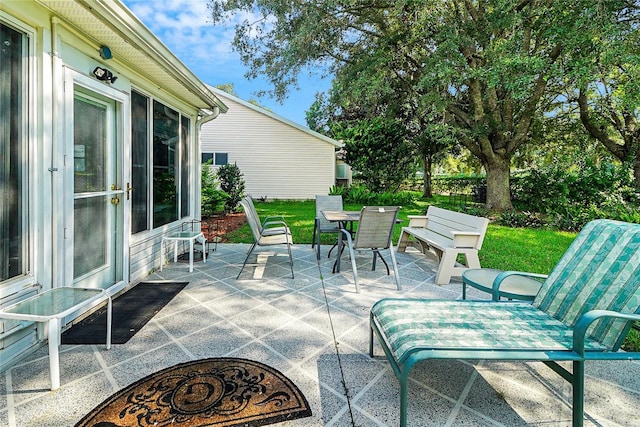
[329,184,417,206]
[510,161,638,230]
[201,162,228,217]
[216,163,245,213]
[499,210,546,229]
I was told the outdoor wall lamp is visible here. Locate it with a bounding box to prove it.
[93,66,117,84]
[99,45,112,60]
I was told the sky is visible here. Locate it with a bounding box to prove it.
[121,0,332,126]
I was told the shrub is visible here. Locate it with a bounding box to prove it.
[499,210,545,228]
[510,161,638,230]
[201,162,228,217]
[334,184,418,206]
[216,163,245,213]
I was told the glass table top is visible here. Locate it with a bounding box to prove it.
[463,268,543,300]
[0,287,106,321]
[165,232,204,239]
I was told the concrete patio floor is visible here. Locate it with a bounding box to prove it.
[1,243,639,426]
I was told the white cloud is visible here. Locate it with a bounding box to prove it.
[120,0,327,125]
[124,0,235,63]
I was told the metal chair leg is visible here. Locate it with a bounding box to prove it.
[236,242,257,279]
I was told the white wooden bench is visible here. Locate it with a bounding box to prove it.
[396,206,489,284]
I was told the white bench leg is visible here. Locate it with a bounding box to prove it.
[466,251,481,269]
[397,230,410,252]
[435,251,458,285]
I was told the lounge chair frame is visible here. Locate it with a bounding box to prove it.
[370,219,640,427]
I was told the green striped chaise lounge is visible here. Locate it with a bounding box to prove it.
[370,219,640,427]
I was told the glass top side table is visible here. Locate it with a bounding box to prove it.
[160,231,207,273]
[0,287,112,390]
[462,268,544,302]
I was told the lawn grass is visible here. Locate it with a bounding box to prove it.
[224,197,640,351]
[226,197,576,274]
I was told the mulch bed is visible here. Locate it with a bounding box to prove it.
[201,213,246,242]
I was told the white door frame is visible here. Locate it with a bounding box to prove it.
[62,68,129,293]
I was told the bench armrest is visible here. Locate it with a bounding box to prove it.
[449,230,482,248]
[573,309,640,355]
[407,215,429,228]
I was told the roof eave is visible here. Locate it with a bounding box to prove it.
[60,0,228,113]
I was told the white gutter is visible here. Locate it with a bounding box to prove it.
[193,107,221,220]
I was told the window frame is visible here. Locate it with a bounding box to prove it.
[0,15,35,287]
[130,89,193,234]
[201,151,228,166]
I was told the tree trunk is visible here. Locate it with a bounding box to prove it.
[422,154,433,198]
[634,154,640,191]
[484,157,512,211]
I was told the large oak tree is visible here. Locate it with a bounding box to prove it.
[210,0,636,209]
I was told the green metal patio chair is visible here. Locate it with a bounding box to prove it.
[236,196,294,279]
[370,219,640,427]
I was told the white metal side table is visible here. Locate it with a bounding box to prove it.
[160,231,207,273]
[0,287,111,390]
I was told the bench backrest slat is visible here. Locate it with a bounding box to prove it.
[426,206,489,249]
[534,219,640,350]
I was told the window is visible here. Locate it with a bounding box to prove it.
[201,152,213,164]
[180,116,190,218]
[130,91,191,232]
[215,153,228,166]
[131,91,149,233]
[152,101,179,227]
[0,22,28,281]
[201,152,228,166]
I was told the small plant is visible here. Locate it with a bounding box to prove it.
[622,326,640,352]
[328,185,346,196]
[201,161,227,217]
[216,163,245,213]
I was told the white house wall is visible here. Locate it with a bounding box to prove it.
[0,0,226,371]
[201,94,339,200]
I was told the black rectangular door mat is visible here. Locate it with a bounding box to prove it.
[62,282,188,345]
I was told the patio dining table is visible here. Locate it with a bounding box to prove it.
[321,209,361,260]
[321,210,360,272]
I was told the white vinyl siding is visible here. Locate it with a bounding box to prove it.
[201,91,340,200]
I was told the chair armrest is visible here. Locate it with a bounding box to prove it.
[450,231,482,248]
[261,220,289,230]
[407,215,428,228]
[493,271,547,286]
[263,215,286,225]
[492,271,547,301]
[573,309,640,355]
[337,228,355,252]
